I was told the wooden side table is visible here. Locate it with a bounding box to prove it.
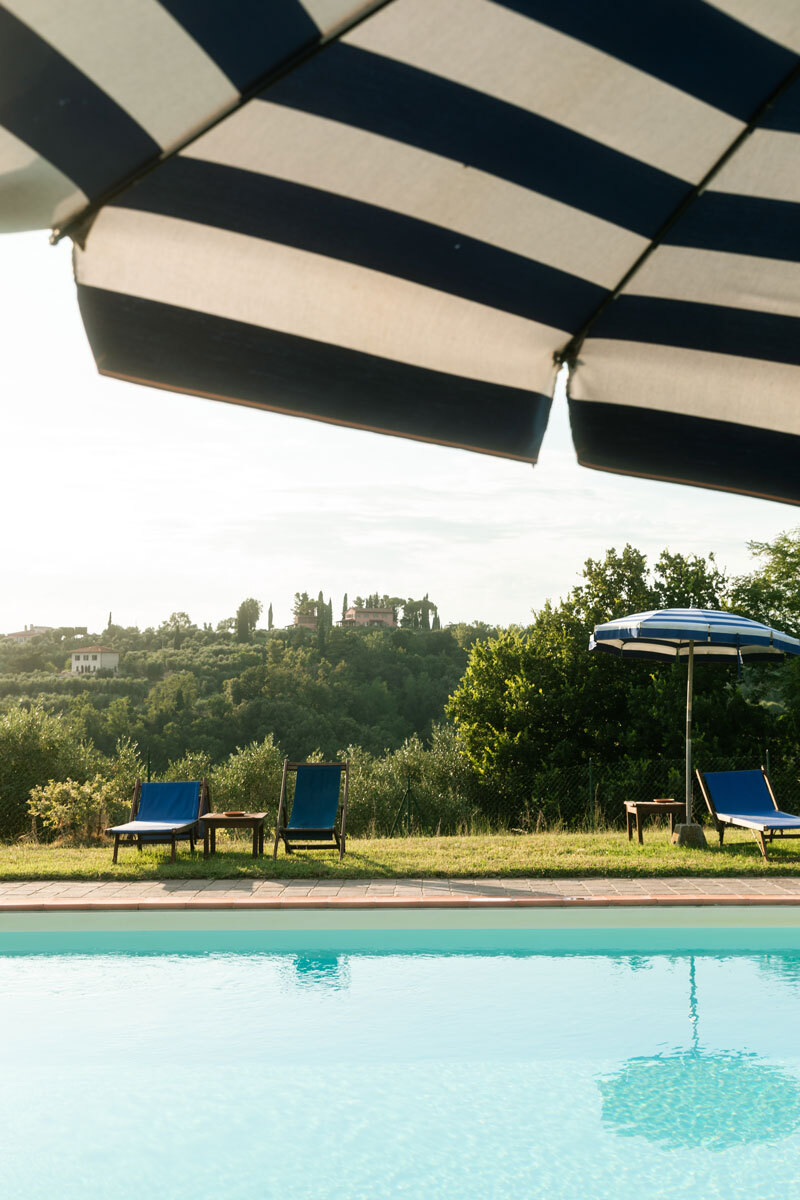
[203,813,268,858]
[625,800,686,845]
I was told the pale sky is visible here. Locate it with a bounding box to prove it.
[0,231,793,634]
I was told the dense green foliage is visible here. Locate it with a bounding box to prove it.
[0,620,468,770]
[0,705,98,838]
[7,717,481,844]
[28,775,128,843]
[0,593,489,840]
[448,537,800,817]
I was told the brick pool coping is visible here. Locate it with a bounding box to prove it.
[3,876,800,910]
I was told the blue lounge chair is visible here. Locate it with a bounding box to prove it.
[273,761,349,860]
[696,768,800,861]
[106,779,209,863]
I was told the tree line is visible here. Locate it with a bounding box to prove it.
[291,591,440,630]
[448,534,800,814]
[2,531,800,839]
[0,610,483,773]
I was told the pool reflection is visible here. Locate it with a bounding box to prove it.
[600,1049,800,1150]
[281,954,351,991]
[600,956,800,1150]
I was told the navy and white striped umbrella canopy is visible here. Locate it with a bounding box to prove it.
[590,609,800,664]
[2,2,800,501]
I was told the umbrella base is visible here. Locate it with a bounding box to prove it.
[671,823,708,849]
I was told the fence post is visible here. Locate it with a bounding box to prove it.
[588,758,593,819]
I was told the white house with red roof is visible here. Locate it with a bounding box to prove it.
[6,625,53,641]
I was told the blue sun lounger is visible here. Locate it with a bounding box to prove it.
[273,761,349,860]
[696,768,800,862]
[106,779,209,863]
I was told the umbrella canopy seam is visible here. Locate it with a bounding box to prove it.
[50,0,397,247]
[555,57,800,371]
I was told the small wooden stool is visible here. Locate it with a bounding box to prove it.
[625,800,686,845]
[202,812,268,858]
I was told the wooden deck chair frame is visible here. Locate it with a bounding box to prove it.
[696,767,800,862]
[111,778,210,864]
[273,760,349,860]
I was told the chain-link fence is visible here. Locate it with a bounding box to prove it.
[493,755,800,832]
[3,746,799,841]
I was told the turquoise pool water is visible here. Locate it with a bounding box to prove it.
[3,926,800,1199]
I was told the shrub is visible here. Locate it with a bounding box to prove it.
[211,735,284,811]
[336,744,381,836]
[103,737,146,811]
[342,725,483,837]
[162,749,214,783]
[27,775,129,844]
[0,705,98,839]
[418,722,486,832]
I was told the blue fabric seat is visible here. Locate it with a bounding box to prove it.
[697,769,800,861]
[274,762,348,859]
[107,780,208,863]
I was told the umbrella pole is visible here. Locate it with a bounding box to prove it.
[685,642,694,825]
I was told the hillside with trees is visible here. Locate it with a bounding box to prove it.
[3,532,800,841]
[0,593,471,770]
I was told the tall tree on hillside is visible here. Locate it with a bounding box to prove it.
[729,528,800,629]
[342,593,348,621]
[568,545,654,627]
[159,611,196,649]
[387,596,405,623]
[267,603,274,630]
[236,598,262,643]
[316,593,333,651]
[292,592,317,617]
[654,550,727,610]
[448,546,734,808]
[728,529,800,743]
[400,600,417,629]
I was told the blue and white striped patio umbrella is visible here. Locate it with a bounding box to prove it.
[590,609,800,826]
[590,609,800,663]
[1,3,800,503]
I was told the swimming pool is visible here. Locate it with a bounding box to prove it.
[3,908,800,1199]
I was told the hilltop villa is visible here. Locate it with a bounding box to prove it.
[341,606,396,629]
[71,646,120,675]
[6,625,54,641]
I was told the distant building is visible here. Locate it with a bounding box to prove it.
[6,624,54,641]
[70,646,120,675]
[293,613,318,630]
[341,606,396,629]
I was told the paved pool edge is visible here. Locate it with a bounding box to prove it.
[4,895,800,911]
[4,874,800,913]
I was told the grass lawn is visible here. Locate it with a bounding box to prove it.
[1,826,799,879]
